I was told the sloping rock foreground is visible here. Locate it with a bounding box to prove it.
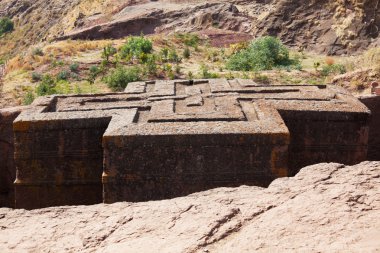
[0,162,379,252]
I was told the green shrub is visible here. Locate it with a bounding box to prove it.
[144,54,157,75]
[160,47,169,62]
[161,63,176,79]
[159,48,181,63]
[70,62,79,72]
[90,65,100,74]
[0,17,14,36]
[55,80,71,94]
[23,91,35,105]
[71,73,80,80]
[207,49,219,62]
[57,70,69,81]
[31,72,42,82]
[52,60,64,67]
[187,71,194,80]
[139,52,149,63]
[102,44,117,63]
[225,71,235,79]
[36,75,56,96]
[294,63,303,71]
[32,48,44,56]
[226,51,253,71]
[199,64,219,79]
[119,36,153,60]
[183,47,191,59]
[217,63,224,72]
[170,49,181,63]
[253,73,270,84]
[321,64,346,76]
[226,36,292,71]
[163,63,172,72]
[105,66,141,91]
[168,49,181,63]
[168,70,175,80]
[242,71,249,79]
[175,33,200,48]
[74,85,83,94]
[313,62,321,72]
[87,65,101,85]
[175,64,181,74]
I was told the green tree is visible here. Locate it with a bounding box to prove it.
[226,36,292,71]
[102,45,117,64]
[86,65,101,86]
[0,17,14,36]
[36,75,56,96]
[144,54,157,75]
[105,66,141,91]
[119,36,153,60]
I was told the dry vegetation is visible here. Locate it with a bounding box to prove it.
[1,32,378,108]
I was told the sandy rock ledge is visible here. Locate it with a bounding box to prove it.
[0,162,379,252]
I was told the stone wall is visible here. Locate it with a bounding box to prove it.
[359,95,380,161]
[13,98,110,209]
[0,107,25,208]
[1,79,373,209]
[103,100,289,203]
[280,110,369,175]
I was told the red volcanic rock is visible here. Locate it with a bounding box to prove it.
[371,82,380,95]
[10,80,370,209]
[0,106,27,208]
[0,161,379,252]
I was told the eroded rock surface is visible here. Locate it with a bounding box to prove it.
[1,0,378,55]
[0,106,26,208]
[1,161,379,252]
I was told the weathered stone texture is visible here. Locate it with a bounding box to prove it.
[280,109,369,174]
[1,162,379,252]
[102,98,290,203]
[0,107,26,208]
[13,100,114,209]
[7,79,372,208]
[359,95,380,161]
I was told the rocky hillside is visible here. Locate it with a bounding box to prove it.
[0,0,379,58]
[0,162,379,252]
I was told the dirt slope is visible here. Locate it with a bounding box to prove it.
[1,161,379,252]
[0,0,379,57]
[254,0,380,55]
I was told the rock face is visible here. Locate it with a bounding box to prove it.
[10,80,371,209]
[59,0,380,55]
[1,0,378,55]
[0,107,25,208]
[359,95,380,161]
[253,0,380,55]
[63,0,380,55]
[0,161,379,252]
